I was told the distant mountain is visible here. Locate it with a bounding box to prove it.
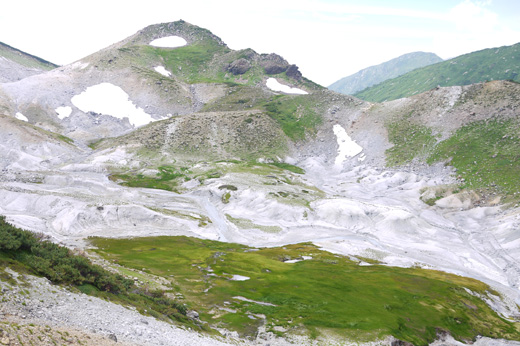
[328,52,442,95]
[355,42,520,102]
[0,41,57,82]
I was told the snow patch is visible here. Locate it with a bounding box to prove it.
[284,256,312,263]
[149,36,187,48]
[71,83,154,127]
[70,61,89,70]
[266,78,307,95]
[15,112,28,122]
[154,66,171,77]
[333,124,363,165]
[233,296,276,306]
[55,106,72,120]
[229,274,250,281]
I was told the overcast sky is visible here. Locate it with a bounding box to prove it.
[1,0,519,86]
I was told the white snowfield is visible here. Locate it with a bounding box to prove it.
[154,66,171,77]
[333,124,363,165]
[15,112,28,122]
[55,106,72,120]
[149,36,187,48]
[71,83,155,127]
[266,78,308,94]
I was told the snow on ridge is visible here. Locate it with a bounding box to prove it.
[149,36,187,48]
[70,83,154,127]
[55,106,72,120]
[333,124,363,165]
[70,61,89,70]
[266,78,308,95]
[15,112,28,122]
[154,66,171,77]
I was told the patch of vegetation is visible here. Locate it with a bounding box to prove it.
[91,236,520,345]
[355,42,520,102]
[0,217,190,325]
[225,214,282,233]
[147,208,211,227]
[109,165,191,193]
[201,85,272,112]
[57,135,74,145]
[269,162,305,174]
[221,191,231,204]
[386,120,437,166]
[144,38,230,84]
[427,118,520,197]
[263,95,322,140]
[218,185,238,191]
[0,41,57,70]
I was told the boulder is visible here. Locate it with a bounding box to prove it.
[260,53,289,75]
[187,310,200,320]
[226,58,251,75]
[286,64,302,80]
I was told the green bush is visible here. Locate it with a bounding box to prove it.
[0,216,187,321]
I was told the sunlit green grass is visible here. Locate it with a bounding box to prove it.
[428,118,520,197]
[90,236,520,345]
[385,120,437,166]
[263,95,322,140]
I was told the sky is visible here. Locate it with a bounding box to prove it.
[1,0,519,86]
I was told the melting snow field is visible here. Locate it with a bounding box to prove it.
[15,112,28,122]
[230,274,250,281]
[71,83,154,127]
[333,124,363,165]
[154,66,171,77]
[55,106,72,120]
[266,78,308,94]
[149,36,187,48]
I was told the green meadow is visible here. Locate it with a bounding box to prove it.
[90,236,520,345]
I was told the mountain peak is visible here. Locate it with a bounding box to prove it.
[123,20,228,48]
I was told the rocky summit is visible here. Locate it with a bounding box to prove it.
[1,21,520,346]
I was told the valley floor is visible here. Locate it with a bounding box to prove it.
[2,154,520,345]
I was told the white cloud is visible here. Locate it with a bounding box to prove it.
[448,0,498,32]
[431,0,520,60]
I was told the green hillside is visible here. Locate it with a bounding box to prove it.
[0,41,57,70]
[355,42,520,102]
[329,52,442,95]
[91,236,520,345]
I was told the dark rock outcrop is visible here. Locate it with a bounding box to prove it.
[226,58,251,75]
[260,53,289,75]
[286,64,302,80]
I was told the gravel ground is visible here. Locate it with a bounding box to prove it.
[0,269,236,346]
